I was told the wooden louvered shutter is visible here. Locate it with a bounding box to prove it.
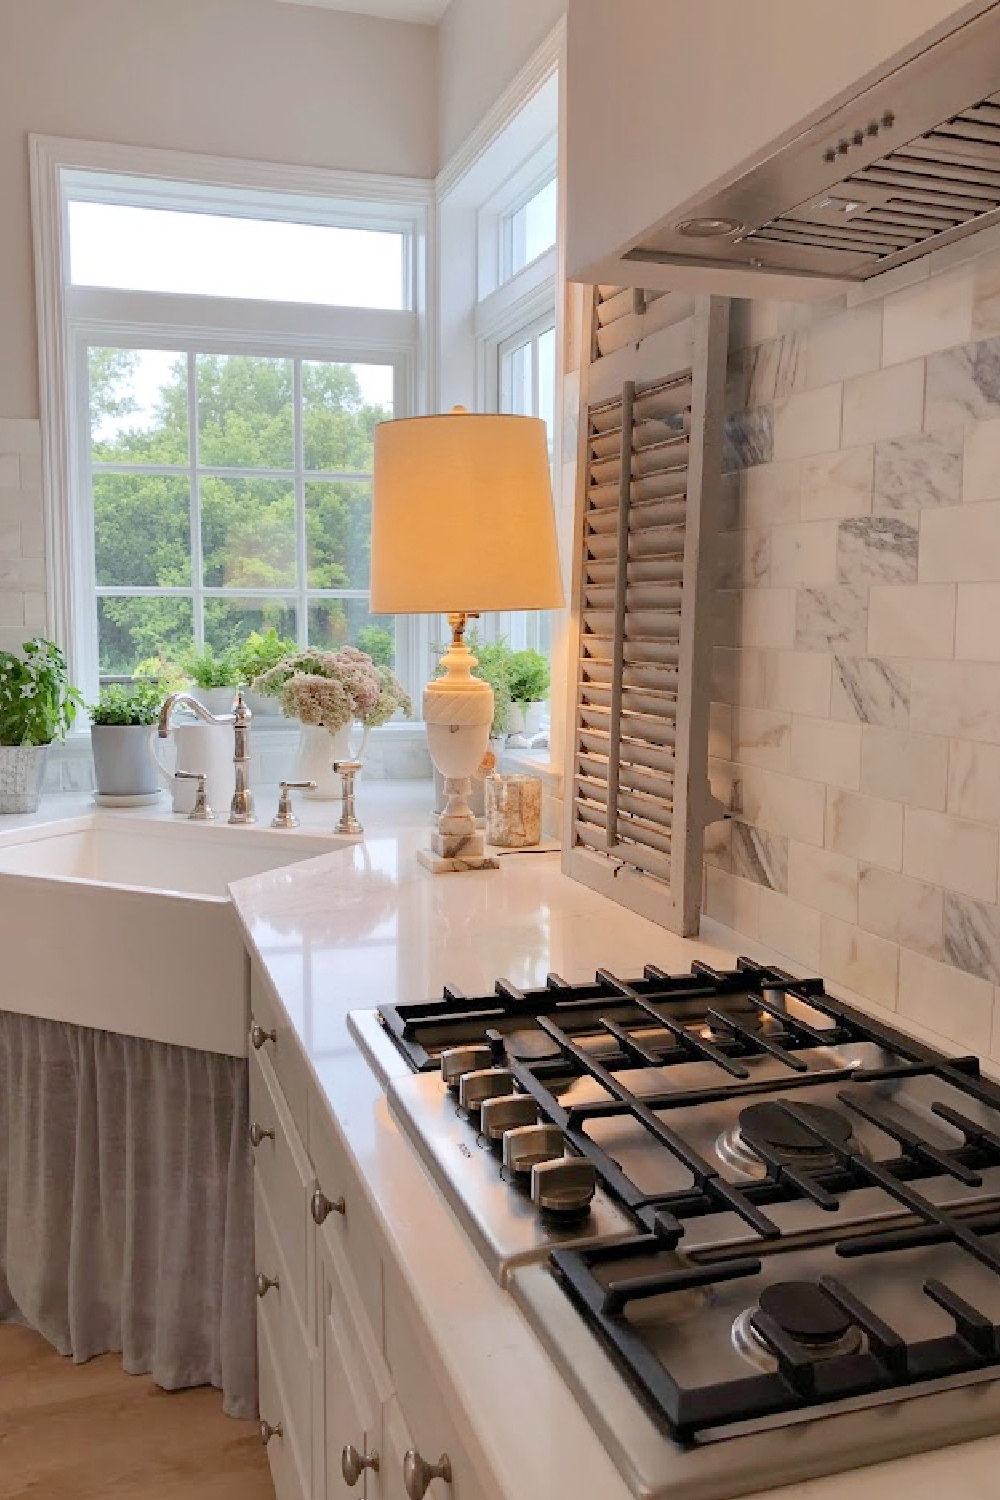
[563,294,730,936]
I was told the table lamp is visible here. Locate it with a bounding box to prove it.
[370,405,564,872]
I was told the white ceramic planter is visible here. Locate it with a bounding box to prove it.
[91,724,162,798]
[190,686,240,717]
[0,744,49,814]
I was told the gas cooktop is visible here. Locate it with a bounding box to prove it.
[348,958,1000,1499]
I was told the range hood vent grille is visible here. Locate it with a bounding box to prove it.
[753,94,1000,266]
[623,7,1000,283]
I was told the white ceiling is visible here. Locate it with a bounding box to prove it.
[275,0,450,23]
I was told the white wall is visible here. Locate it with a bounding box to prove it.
[565,0,989,282]
[436,0,565,168]
[0,0,438,419]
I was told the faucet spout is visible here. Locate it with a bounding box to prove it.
[157,691,235,738]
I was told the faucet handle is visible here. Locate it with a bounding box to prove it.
[271,781,317,829]
[175,769,214,821]
[333,761,364,837]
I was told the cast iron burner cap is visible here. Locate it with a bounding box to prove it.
[502,1028,563,1063]
[738,1101,853,1160]
[757,1281,853,1347]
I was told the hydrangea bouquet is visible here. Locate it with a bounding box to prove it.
[253,646,411,732]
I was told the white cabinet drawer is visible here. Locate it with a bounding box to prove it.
[259,1300,309,1500]
[250,1046,316,1340]
[256,1178,317,1497]
[251,963,310,1144]
[308,1079,384,1346]
[382,1266,491,1500]
[320,1235,387,1500]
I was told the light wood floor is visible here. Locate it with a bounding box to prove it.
[0,1324,274,1499]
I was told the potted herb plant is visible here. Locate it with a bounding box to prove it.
[89,681,165,800]
[0,638,82,813]
[237,629,297,718]
[507,648,550,740]
[180,644,242,716]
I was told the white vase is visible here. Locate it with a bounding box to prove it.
[292,722,370,800]
[191,686,239,717]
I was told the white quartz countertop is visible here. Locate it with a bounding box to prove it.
[217,781,1000,1500]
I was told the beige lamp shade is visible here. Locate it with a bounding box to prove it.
[370,407,565,615]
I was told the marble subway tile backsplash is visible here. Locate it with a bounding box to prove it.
[708,243,1000,1056]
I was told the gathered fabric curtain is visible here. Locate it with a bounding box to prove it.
[0,1011,256,1418]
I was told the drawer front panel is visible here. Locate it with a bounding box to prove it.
[250,1047,315,1338]
[382,1266,491,1500]
[259,1303,309,1500]
[308,1082,384,1346]
[255,1179,316,1494]
[250,964,310,1144]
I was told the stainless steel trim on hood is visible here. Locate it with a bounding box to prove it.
[627,3,1000,282]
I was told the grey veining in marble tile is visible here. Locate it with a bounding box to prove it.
[745,333,806,408]
[873,431,963,512]
[723,408,774,473]
[943,890,1000,984]
[731,820,788,892]
[795,586,868,653]
[833,656,910,727]
[837,516,918,584]
[925,335,1000,428]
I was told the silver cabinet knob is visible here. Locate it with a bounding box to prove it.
[342,1443,379,1486]
[311,1187,346,1224]
[255,1271,279,1299]
[250,1122,275,1148]
[403,1449,452,1499]
[259,1418,283,1445]
[250,1021,276,1050]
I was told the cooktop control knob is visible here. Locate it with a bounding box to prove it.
[531,1156,597,1217]
[480,1092,538,1143]
[440,1044,493,1090]
[458,1067,515,1113]
[502,1122,565,1175]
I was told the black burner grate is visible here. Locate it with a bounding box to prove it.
[379,956,1000,1437]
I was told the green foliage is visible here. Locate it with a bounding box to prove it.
[135,656,189,694]
[87,349,391,674]
[181,643,242,689]
[237,629,298,685]
[0,638,82,746]
[89,680,164,727]
[508,648,550,705]
[355,625,394,668]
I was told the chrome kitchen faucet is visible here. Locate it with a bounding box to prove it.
[157,691,256,825]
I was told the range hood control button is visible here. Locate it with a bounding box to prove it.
[458,1068,514,1112]
[440,1044,493,1090]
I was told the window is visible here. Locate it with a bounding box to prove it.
[502,175,557,282]
[34,148,428,703]
[88,348,397,676]
[496,315,557,660]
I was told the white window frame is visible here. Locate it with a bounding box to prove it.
[30,136,432,703]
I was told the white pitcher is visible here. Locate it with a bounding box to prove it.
[149,721,236,815]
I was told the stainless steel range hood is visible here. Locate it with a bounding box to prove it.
[626,3,1000,283]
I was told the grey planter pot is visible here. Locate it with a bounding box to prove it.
[91,724,161,797]
[0,743,50,814]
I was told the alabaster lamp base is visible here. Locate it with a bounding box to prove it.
[416,616,499,874]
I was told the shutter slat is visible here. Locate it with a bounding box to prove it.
[575,822,673,883]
